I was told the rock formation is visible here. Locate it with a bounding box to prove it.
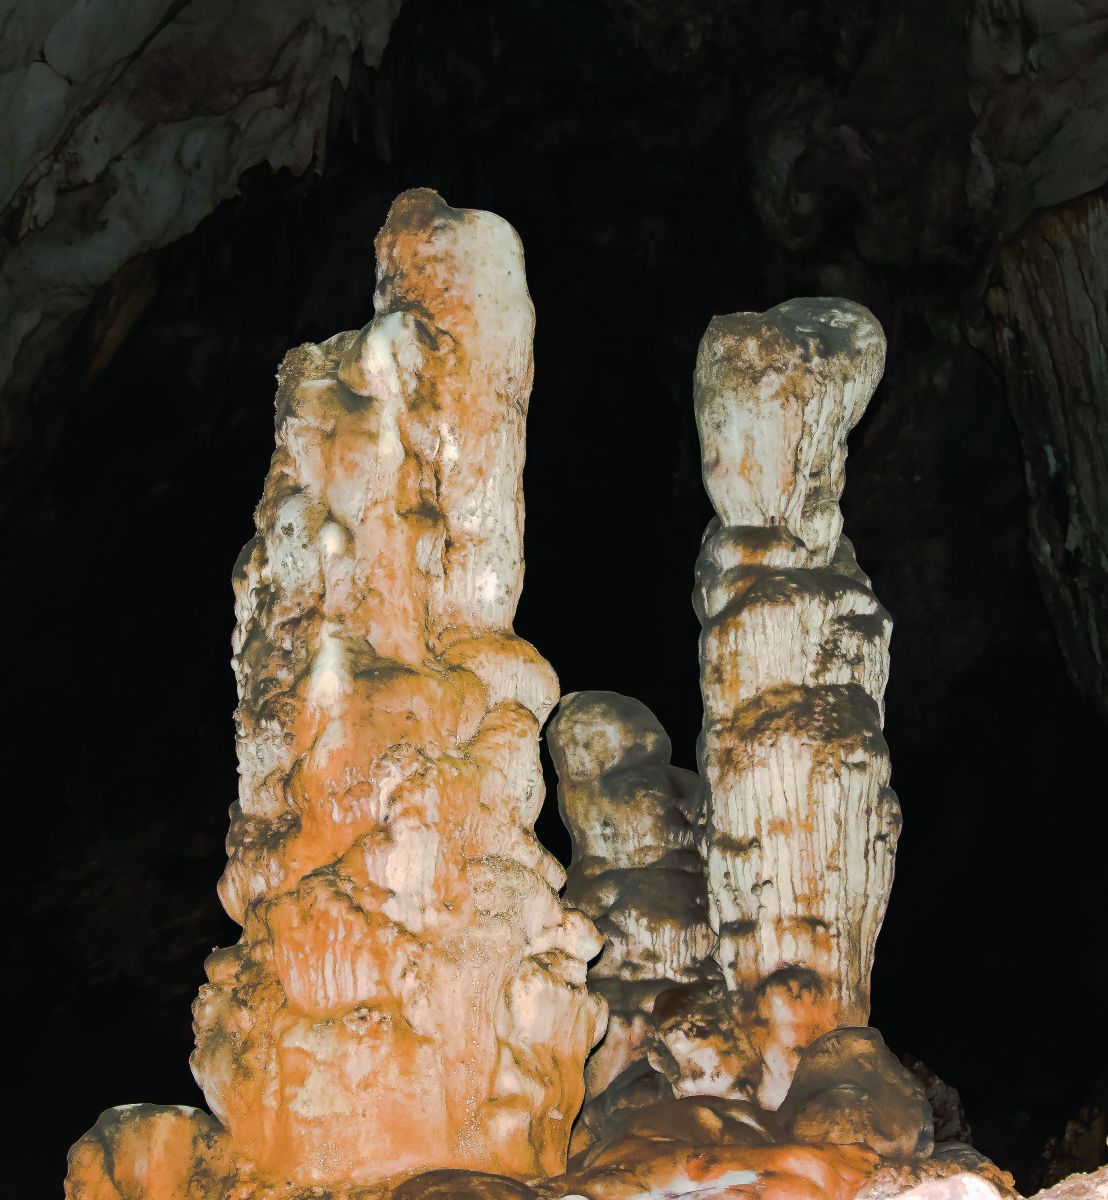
[1,0,404,501]
[693,298,901,1107]
[64,188,1101,1198]
[542,300,1019,1200]
[67,188,605,1196]
[777,1028,933,1161]
[984,192,1108,722]
[548,691,718,1102]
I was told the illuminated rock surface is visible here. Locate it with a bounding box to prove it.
[549,691,718,1102]
[984,192,1108,722]
[64,231,1101,1199]
[0,0,404,481]
[693,298,900,1107]
[67,187,605,1194]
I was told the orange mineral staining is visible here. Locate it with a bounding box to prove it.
[67,189,604,1197]
[549,692,719,1102]
[65,232,1063,1200]
[693,300,901,1107]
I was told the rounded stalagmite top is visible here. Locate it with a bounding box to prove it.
[693,298,885,560]
[548,690,673,784]
[369,187,535,397]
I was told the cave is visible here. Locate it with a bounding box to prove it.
[2,2,1105,1196]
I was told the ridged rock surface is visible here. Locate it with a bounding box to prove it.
[66,188,605,1195]
[549,691,718,1101]
[984,191,1108,722]
[693,298,901,1108]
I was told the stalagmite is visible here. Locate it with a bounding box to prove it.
[693,298,901,1107]
[67,188,605,1196]
[548,691,718,1102]
[63,207,1079,1197]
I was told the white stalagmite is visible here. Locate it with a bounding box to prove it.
[693,298,901,1108]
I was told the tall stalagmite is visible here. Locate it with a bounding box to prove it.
[693,298,901,1108]
[67,189,606,1197]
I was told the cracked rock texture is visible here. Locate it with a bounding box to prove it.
[65,188,605,1195]
[984,192,1108,722]
[693,298,900,1109]
[549,691,719,1101]
[0,0,403,506]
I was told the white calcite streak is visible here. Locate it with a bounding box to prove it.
[693,298,901,1107]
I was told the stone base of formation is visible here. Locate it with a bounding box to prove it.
[64,191,1107,1200]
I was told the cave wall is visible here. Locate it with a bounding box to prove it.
[0,0,403,522]
[2,0,1106,1195]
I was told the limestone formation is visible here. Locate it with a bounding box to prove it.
[647,980,759,1101]
[67,188,605,1196]
[777,1028,933,1161]
[1028,1168,1108,1200]
[984,192,1108,722]
[901,1056,973,1148]
[545,1116,880,1200]
[693,298,900,1107]
[63,209,1100,1200]
[860,1177,1011,1200]
[549,691,718,1100]
[1,0,404,488]
[65,1106,231,1200]
[391,1137,882,1200]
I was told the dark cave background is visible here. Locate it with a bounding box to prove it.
[4,2,1106,1196]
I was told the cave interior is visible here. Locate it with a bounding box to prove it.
[2,1,1106,1195]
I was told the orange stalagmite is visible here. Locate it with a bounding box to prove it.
[66,188,605,1198]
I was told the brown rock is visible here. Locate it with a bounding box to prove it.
[540,1138,879,1200]
[65,1106,230,1200]
[900,1056,972,1146]
[777,1027,933,1161]
[570,1061,674,1158]
[390,1170,539,1200]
